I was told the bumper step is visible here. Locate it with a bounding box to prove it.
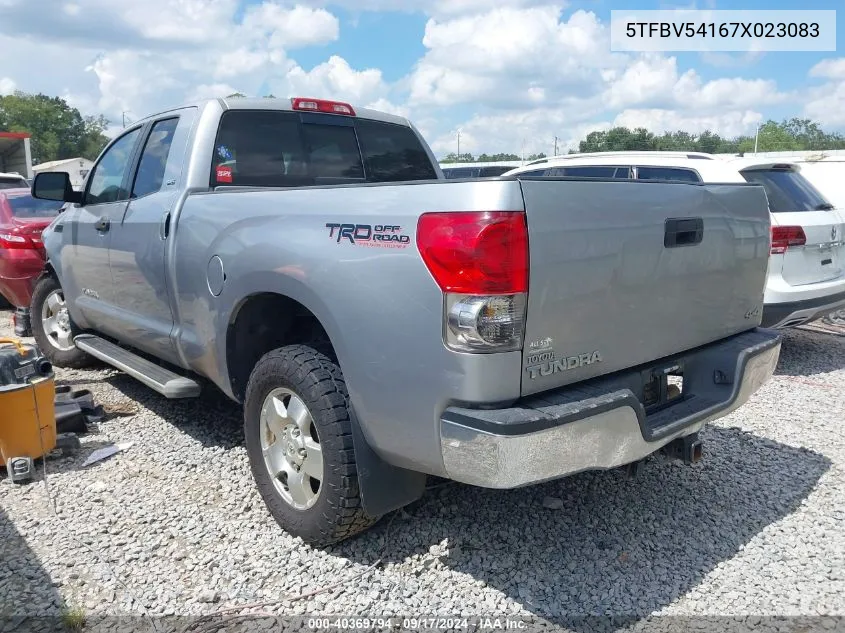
[74,334,200,399]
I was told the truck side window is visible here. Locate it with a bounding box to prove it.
[356,120,437,182]
[636,166,701,183]
[560,166,620,179]
[515,169,550,177]
[86,127,143,205]
[132,118,179,198]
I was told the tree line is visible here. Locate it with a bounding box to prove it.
[4,91,843,167]
[440,118,845,163]
[0,91,110,165]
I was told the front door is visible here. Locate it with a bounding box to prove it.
[62,126,144,334]
[107,110,196,364]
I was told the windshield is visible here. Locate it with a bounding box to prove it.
[741,167,834,213]
[6,194,64,218]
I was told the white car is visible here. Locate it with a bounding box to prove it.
[504,152,845,329]
[0,171,29,190]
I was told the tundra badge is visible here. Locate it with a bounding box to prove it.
[526,349,603,379]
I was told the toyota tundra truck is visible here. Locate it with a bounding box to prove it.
[30,96,781,545]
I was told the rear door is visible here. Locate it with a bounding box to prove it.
[518,176,771,396]
[741,165,845,286]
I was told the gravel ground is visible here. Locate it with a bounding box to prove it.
[1,309,844,632]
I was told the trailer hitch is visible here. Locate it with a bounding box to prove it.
[662,433,703,465]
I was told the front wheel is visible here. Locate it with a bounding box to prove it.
[30,276,95,368]
[244,344,379,546]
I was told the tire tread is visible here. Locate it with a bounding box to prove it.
[244,344,378,546]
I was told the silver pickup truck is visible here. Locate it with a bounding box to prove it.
[30,96,781,545]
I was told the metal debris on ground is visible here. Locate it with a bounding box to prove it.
[81,441,134,468]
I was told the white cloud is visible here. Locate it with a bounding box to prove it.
[804,58,845,127]
[280,55,387,105]
[241,3,339,49]
[408,8,622,108]
[0,0,379,130]
[299,0,559,18]
[0,77,15,94]
[612,109,762,138]
[605,54,787,111]
[364,98,410,119]
[809,58,845,80]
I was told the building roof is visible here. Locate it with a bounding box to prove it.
[32,157,92,171]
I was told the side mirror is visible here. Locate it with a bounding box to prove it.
[32,172,82,204]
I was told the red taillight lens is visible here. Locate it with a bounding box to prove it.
[290,97,355,116]
[770,226,806,254]
[416,211,528,294]
[0,231,34,249]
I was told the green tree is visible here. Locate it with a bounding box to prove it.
[476,152,520,162]
[0,91,110,162]
[226,92,247,98]
[440,152,476,163]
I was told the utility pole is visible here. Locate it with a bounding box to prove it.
[754,123,760,154]
[456,129,461,159]
[122,111,131,128]
[554,136,559,156]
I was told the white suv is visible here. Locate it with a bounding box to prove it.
[504,152,845,329]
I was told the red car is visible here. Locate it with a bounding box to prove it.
[0,188,64,308]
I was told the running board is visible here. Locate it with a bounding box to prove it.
[73,334,201,399]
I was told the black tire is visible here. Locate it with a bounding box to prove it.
[30,276,95,369]
[244,344,379,546]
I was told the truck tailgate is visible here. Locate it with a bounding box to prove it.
[519,177,771,396]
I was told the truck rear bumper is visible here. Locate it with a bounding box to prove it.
[440,328,781,489]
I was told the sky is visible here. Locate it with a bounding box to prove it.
[0,0,843,158]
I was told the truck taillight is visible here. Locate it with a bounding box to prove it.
[417,211,528,353]
[290,97,355,116]
[0,232,34,249]
[771,226,806,254]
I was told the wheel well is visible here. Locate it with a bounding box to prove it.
[226,293,336,402]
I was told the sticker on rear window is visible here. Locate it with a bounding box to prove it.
[216,165,233,183]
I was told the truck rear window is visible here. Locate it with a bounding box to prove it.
[211,110,437,188]
[740,167,834,213]
[0,177,28,190]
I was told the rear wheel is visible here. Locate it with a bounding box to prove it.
[243,344,379,545]
[30,276,95,368]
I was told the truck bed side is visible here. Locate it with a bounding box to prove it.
[170,175,771,477]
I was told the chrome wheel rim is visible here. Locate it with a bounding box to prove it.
[259,388,323,511]
[41,289,74,351]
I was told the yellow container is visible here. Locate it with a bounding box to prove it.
[0,338,57,463]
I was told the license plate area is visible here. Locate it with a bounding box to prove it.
[641,362,685,413]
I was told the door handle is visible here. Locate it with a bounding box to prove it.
[160,212,171,239]
[664,217,703,248]
[94,216,110,233]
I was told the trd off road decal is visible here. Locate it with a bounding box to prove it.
[325,223,411,249]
